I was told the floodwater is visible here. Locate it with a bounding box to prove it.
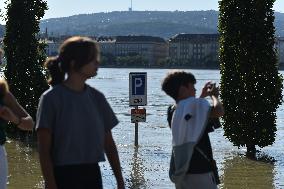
[4,68,284,189]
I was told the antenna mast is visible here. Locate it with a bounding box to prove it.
[129,0,133,11]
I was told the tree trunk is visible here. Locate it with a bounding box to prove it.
[246,144,256,159]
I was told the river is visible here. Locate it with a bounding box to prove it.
[5,68,284,189]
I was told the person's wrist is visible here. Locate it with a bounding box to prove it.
[210,94,216,98]
[15,117,22,126]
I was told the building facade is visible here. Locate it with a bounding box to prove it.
[114,36,168,65]
[41,34,283,69]
[45,40,61,56]
[97,37,116,55]
[169,34,219,67]
[276,37,284,67]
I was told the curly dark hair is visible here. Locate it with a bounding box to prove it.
[161,71,196,100]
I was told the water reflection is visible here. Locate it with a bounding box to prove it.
[3,69,284,188]
[127,147,146,189]
[5,139,43,189]
[220,154,274,189]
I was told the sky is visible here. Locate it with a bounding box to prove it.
[0,0,283,24]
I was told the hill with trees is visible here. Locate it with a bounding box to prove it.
[38,11,283,38]
[0,11,283,38]
[274,12,284,36]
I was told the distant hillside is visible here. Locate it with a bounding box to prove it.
[39,11,219,38]
[38,11,284,38]
[0,11,283,38]
[274,12,284,37]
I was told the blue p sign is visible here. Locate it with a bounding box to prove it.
[129,72,147,106]
[132,75,146,95]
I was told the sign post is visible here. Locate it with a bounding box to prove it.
[134,107,139,146]
[129,72,147,146]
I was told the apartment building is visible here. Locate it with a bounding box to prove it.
[45,40,61,56]
[97,37,116,55]
[114,36,168,65]
[169,33,219,66]
[42,34,283,68]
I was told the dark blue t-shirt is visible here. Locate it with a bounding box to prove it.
[36,84,119,166]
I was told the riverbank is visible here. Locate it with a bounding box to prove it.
[100,64,284,70]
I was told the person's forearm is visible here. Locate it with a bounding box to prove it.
[37,129,57,189]
[106,145,124,181]
[16,116,34,131]
[39,152,57,189]
[211,95,225,117]
[105,133,124,188]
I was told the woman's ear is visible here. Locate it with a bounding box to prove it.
[70,60,76,70]
[177,85,186,99]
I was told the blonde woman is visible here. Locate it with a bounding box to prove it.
[0,48,34,189]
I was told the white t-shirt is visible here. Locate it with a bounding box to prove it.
[171,96,211,146]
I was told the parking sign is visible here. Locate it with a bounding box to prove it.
[129,72,147,106]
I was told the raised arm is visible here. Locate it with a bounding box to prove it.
[209,86,224,118]
[2,91,34,130]
[200,81,212,98]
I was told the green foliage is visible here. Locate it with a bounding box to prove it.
[116,55,148,67]
[158,58,173,67]
[101,53,149,67]
[157,57,219,68]
[35,11,284,39]
[219,0,283,148]
[3,0,49,119]
[101,52,117,65]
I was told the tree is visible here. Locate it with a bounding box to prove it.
[101,52,117,66]
[3,0,49,121]
[219,0,283,157]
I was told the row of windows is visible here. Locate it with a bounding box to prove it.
[172,55,218,60]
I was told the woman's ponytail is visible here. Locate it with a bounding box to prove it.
[44,56,65,86]
[44,36,99,86]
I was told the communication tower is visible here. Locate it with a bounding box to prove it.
[129,0,133,11]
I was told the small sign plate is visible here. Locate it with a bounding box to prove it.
[131,108,146,123]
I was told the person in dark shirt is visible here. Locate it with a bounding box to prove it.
[36,37,125,189]
[162,70,224,189]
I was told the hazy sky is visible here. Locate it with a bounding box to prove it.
[0,0,283,24]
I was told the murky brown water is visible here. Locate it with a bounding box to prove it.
[4,69,284,189]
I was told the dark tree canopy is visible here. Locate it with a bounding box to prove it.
[3,0,49,119]
[219,0,283,150]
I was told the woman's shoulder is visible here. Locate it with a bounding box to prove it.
[40,85,64,99]
[86,84,105,99]
[0,78,9,97]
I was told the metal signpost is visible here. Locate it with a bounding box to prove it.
[129,72,147,146]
